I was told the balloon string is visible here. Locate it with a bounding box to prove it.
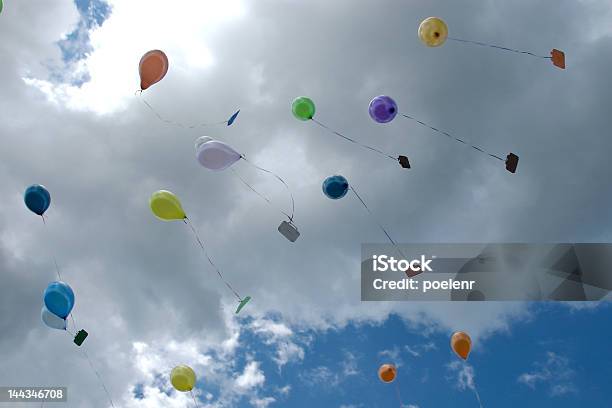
[69,313,78,332]
[310,118,398,161]
[349,186,407,261]
[463,360,484,408]
[190,390,200,408]
[395,382,404,408]
[400,114,505,162]
[230,167,295,223]
[447,37,551,59]
[183,218,243,301]
[138,94,228,129]
[239,156,296,222]
[81,348,116,408]
[474,387,484,408]
[40,216,64,282]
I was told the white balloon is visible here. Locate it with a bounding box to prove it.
[194,136,214,151]
[196,140,242,171]
[41,306,66,330]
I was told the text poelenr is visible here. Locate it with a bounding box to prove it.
[373,278,476,293]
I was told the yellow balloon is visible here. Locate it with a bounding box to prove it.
[418,17,448,47]
[150,190,186,221]
[170,365,196,392]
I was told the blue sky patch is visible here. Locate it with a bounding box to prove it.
[54,0,111,86]
[177,304,612,407]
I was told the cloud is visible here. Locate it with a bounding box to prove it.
[517,351,577,396]
[250,318,306,369]
[378,341,437,367]
[24,0,247,114]
[405,341,437,357]
[250,396,276,408]
[448,361,477,392]
[341,351,360,377]
[299,352,359,390]
[300,366,337,388]
[1,0,612,406]
[235,361,266,392]
[379,346,404,367]
[447,361,483,408]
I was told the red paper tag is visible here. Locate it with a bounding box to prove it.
[551,49,566,69]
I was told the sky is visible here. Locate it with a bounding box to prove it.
[0,0,611,407]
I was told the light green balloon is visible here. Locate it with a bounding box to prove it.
[292,97,315,121]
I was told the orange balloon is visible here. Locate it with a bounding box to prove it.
[139,50,169,91]
[451,331,472,360]
[378,364,397,383]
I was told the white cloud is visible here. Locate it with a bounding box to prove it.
[276,385,291,396]
[24,0,247,114]
[517,352,576,396]
[250,318,305,369]
[235,361,266,392]
[341,351,360,377]
[404,345,420,357]
[300,351,359,390]
[379,346,403,367]
[273,340,305,368]
[250,319,293,339]
[250,396,276,408]
[300,366,337,387]
[2,0,611,407]
[405,341,437,358]
[447,361,483,408]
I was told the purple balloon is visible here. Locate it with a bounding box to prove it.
[368,95,398,123]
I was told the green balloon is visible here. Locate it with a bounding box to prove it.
[292,97,315,121]
[0,0,3,14]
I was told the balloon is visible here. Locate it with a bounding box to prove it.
[43,281,75,319]
[139,50,169,91]
[378,364,397,383]
[369,95,398,123]
[170,365,196,392]
[194,136,214,150]
[418,17,448,47]
[150,190,186,221]
[451,331,472,360]
[196,140,242,171]
[0,0,3,14]
[292,97,316,121]
[41,306,66,330]
[24,184,51,216]
[322,175,349,200]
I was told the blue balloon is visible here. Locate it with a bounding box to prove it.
[322,175,349,200]
[43,281,75,319]
[24,184,51,216]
